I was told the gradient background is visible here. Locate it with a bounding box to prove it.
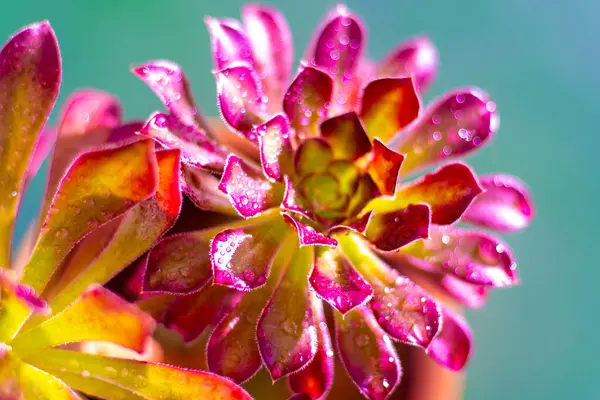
[2,1,595,398]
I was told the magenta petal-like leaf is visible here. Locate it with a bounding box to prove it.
[132,60,203,128]
[377,36,438,93]
[242,4,293,103]
[283,65,333,138]
[216,64,267,139]
[181,165,237,215]
[310,5,364,80]
[363,204,431,252]
[140,113,228,173]
[219,155,281,218]
[320,112,372,161]
[207,289,267,383]
[310,246,372,314]
[335,308,401,400]
[440,275,488,309]
[142,232,212,294]
[393,88,499,175]
[57,89,121,136]
[400,227,519,287]
[288,293,334,399]
[282,176,310,218]
[426,308,473,371]
[257,114,292,181]
[370,275,441,347]
[463,174,535,232]
[257,246,318,380]
[282,212,337,247]
[206,17,255,70]
[211,216,288,291]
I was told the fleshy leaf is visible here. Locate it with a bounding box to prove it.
[0,350,82,399]
[463,174,534,232]
[43,90,123,219]
[181,165,237,215]
[399,227,519,287]
[363,163,482,225]
[392,89,499,175]
[283,65,333,138]
[320,112,371,161]
[132,60,204,128]
[208,230,295,382]
[165,283,236,342]
[257,114,292,181]
[206,289,266,383]
[49,149,182,313]
[211,213,288,291]
[25,349,253,400]
[140,113,227,173]
[294,138,333,177]
[337,233,441,347]
[216,63,267,138]
[335,307,401,400]
[257,246,318,380]
[359,77,420,142]
[289,293,334,399]
[282,176,310,217]
[377,36,438,93]
[242,4,293,103]
[219,155,281,218]
[363,204,431,252]
[12,285,154,356]
[440,275,488,309]
[366,139,404,196]
[0,22,61,266]
[309,246,372,314]
[282,212,338,247]
[310,5,363,80]
[0,271,48,342]
[21,140,158,294]
[143,231,213,295]
[426,308,473,371]
[206,17,255,70]
[26,126,57,186]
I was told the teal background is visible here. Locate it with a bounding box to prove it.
[2,1,596,398]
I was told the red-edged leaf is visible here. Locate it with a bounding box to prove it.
[0,22,61,265]
[363,204,431,252]
[309,246,372,314]
[363,163,482,225]
[216,64,267,139]
[242,4,293,104]
[426,308,473,371]
[257,246,318,380]
[24,349,253,400]
[257,114,293,181]
[140,113,228,173]
[132,60,204,128]
[366,139,404,196]
[282,212,338,247]
[283,65,333,138]
[49,149,182,313]
[218,155,282,218]
[211,212,288,291]
[392,88,499,175]
[21,140,158,294]
[337,232,442,347]
[206,17,255,70]
[399,226,519,287]
[335,307,401,400]
[463,174,535,232]
[359,77,420,142]
[289,293,334,399]
[377,36,438,93]
[181,165,237,215]
[11,285,154,356]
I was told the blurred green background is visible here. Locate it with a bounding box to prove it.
[2,0,595,398]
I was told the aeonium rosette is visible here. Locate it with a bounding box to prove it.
[133,4,534,400]
[0,21,251,400]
